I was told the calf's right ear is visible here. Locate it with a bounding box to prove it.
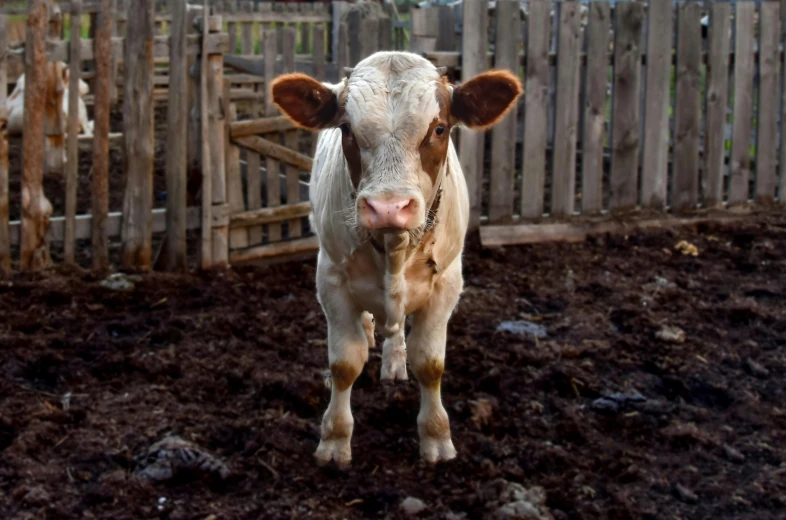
[270,73,342,130]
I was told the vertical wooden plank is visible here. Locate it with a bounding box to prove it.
[264,28,281,242]
[551,1,582,217]
[436,5,456,51]
[672,2,701,212]
[91,0,112,271]
[241,1,254,55]
[609,1,643,212]
[200,0,212,268]
[161,0,188,271]
[361,18,379,60]
[780,0,786,202]
[755,2,780,203]
[312,23,326,157]
[300,21,311,55]
[458,0,488,229]
[580,1,610,215]
[520,0,551,220]
[121,0,154,269]
[64,1,82,265]
[186,3,201,183]
[21,0,53,271]
[109,0,118,104]
[208,19,228,267]
[378,17,392,51]
[640,0,672,209]
[488,0,519,223]
[704,3,731,207]
[348,10,361,66]
[338,22,349,82]
[282,27,301,238]
[729,2,755,205]
[225,80,247,249]
[227,0,237,54]
[0,15,8,272]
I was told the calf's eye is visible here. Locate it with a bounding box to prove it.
[340,123,351,136]
[434,125,445,137]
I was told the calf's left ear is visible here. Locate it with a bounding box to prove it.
[450,70,523,130]
[270,73,342,130]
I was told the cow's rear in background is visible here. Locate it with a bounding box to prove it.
[271,51,522,466]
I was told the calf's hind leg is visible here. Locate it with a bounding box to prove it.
[314,266,369,468]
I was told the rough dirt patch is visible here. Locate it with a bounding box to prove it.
[1,213,786,519]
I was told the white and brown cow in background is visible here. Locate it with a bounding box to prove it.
[5,60,94,175]
[271,51,522,466]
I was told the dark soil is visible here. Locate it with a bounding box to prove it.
[2,213,786,519]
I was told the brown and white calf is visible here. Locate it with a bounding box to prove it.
[271,51,521,466]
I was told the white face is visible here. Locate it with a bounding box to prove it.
[338,57,451,234]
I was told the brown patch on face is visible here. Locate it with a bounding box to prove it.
[451,70,523,129]
[330,359,361,392]
[423,412,451,440]
[414,357,444,390]
[340,122,362,189]
[419,81,452,185]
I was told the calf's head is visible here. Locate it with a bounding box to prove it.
[271,52,522,234]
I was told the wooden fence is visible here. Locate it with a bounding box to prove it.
[2,0,785,273]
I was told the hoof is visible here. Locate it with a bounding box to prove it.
[420,437,457,464]
[315,438,352,469]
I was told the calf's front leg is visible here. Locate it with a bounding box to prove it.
[406,261,462,463]
[314,265,369,468]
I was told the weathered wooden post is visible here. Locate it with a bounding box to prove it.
[0,14,9,273]
[64,0,83,265]
[206,12,228,266]
[121,0,155,269]
[92,0,113,271]
[161,0,189,271]
[20,0,53,271]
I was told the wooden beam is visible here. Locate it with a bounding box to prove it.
[234,135,313,173]
[230,115,298,138]
[230,201,311,228]
[480,216,746,248]
[0,14,9,272]
[91,0,112,271]
[64,0,82,265]
[229,235,319,264]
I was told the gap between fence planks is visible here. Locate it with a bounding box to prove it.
[0,14,9,272]
[704,3,731,208]
[64,0,82,265]
[639,0,672,210]
[550,1,582,217]
[728,3,755,206]
[121,0,155,269]
[20,0,53,271]
[520,0,550,220]
[672,2,701,213]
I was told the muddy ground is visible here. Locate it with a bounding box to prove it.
[1,211,785,519]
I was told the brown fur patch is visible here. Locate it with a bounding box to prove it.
[341,123,362,189]
[323,413,353,440]
[270,73,340,130]
[423,412,451,440]
[414,357,444,390]
[330,359,362,392]
[419,82,452,185]
[451,70,523,129]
